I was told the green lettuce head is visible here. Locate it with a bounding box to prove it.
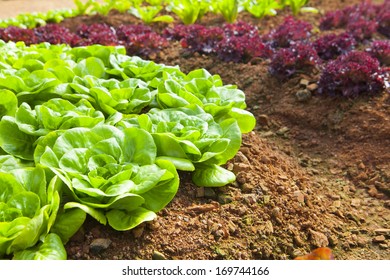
[34,125,179,231]
[0,165,66,259]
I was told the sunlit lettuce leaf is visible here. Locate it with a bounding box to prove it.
[34,125,179,230]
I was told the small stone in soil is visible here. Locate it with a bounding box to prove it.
[295,89,311,102]
[262,131,275,137]
[89,238,112,254]
[187,203,219,213]
[132,225,144,238]
[300,79,310,87]
[243,194,257,205]
[307,83,319,92]
[257,114,270,127]
[309,229,329,247]
[218,194,233,204]
[276,126,290,136]
[351,199,361,207]
[372,235,386,243]
[152,251,167,260]
[374,228,390,236]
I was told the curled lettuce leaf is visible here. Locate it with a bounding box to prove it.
[34,125,179,230]
[0,167,72,259]
[115,105,239,186]
[14,98,105,136]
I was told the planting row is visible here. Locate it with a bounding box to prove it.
[1,3,388,97]
[0,41,255,259]
[0,0,315,29]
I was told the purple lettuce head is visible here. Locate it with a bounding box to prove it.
[318,51,387,97]
[267,16,312,48]
[0,26,37,45]
[366,40,390,66]
[313,32,356,60]
[269,42,319,80]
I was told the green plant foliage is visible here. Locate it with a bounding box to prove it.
[0,9,78,29]
[0,166,80,260]
[0,0,316,29]
[216,0,239,23]
[242,0,280,18]
[167,0,209,25]
[129,5,174,24]
[0,41,255,259]
[34,125,179,230]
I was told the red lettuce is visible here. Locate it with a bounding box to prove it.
[318,51,387,97]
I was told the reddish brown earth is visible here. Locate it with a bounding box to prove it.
[1,0,389,260]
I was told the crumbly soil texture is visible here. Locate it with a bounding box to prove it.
[3,0,390,260]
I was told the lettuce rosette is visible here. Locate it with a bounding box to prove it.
[155,69,256,134]
[34,124,179,231]
[0,98,105,161]
[111,105,241,187]
[0,161,73,260]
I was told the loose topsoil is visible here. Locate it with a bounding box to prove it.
[1,0,389,260]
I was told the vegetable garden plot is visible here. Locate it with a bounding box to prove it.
[0,41,255,259]
[0,0,389,261]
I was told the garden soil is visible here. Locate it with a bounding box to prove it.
[0,0,389,260]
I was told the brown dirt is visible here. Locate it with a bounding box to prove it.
[1,0,389,260]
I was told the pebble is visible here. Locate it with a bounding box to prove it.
[132,225,144,238]
[372,235,386,243]
[307,83,319,92]
[152,251,167,260]
[89,238,112,254]
[227,222,237,234]
[262,131,275,137]
[357,237,368,247]
[187,203,219,213]
[257,114,270,127]
[300,79,310,87]
[367,186,378,197]
[271,207,281,219]
[243,194,257,205]
[374,228,390,236]
[260,155,271,164]
[332,200,341,208]
[293,191,305,204]
[233,163,251,174]
[242,183,254,193]
[309,229,329,247]
[218,194,233,205]
[351,199,361,207]
[236,172,247,185]
[276,126,289,135]
[235,151,250,164]
[295,89,311,102]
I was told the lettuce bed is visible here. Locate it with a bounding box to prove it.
[0,41,255,259]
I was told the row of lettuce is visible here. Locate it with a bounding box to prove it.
[0,0,315,28]
[1,2,388,97]
[0,41,255,259]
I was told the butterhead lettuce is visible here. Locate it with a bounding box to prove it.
[34,125,179,231]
